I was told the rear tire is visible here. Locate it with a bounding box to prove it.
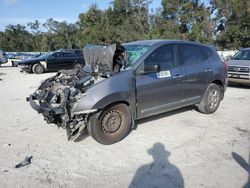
[32,63,44,74]
[197,83,222,114]
[87,103,131,145]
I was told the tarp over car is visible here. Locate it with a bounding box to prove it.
[83,43,127,76]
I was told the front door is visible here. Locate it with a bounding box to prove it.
[136,44,184,119]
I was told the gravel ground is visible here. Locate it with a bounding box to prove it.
[0,62,249,188]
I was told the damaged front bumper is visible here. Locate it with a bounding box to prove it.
[27,94,64,121]
[27,69,99,141]
[27,92,87,141]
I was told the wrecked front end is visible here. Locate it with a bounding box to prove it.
[28,69,101,140]
[27,43,126,141]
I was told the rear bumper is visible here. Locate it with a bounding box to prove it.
[228,78,250,84]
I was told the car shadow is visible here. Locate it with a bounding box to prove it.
[129,143,184,188]
[74,106,195,142]
[135,106,195,128]
[231,152,250,188]
[228,83,250,89]
[0,65,14,68]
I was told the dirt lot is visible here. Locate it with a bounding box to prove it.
[0,62,249,188]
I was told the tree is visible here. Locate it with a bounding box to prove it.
[0,0,248,51]
[43,18,78,49]
[151,0,214,42]
[77,4,106,45]
[0,24,33,51]
[212,0,250,49]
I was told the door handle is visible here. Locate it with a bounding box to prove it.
[173,74,184,80]
[204,68,212,72]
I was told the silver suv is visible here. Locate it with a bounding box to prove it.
[227,48,250,84]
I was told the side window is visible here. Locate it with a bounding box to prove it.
[180,44,207,65]
[63,52,75,58]
[144,45,176,70]
[53,52,63,58]
[201,46,213,58]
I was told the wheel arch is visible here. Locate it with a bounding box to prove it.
[212,79,225,100]
[92,93,136,128]
[93,92,135,116]
[29,63,36,72]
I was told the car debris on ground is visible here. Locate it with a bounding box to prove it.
[15,156,33,168]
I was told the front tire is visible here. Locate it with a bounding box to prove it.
[197,83,222,114]
[32,63,44,74]
[88,103,132,145]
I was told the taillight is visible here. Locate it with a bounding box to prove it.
[222,60,228,70]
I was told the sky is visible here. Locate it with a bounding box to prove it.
[0,0,162,31]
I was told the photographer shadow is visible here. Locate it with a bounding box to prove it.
[129,143,184,188]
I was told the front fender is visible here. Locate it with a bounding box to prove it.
[93,92,135,110]
[71,69,136,115]
[71,92,136,117]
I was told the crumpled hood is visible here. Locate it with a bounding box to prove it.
[227,59,250,67]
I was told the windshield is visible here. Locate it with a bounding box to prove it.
[233,50,250,60]
[124,45,151,67]
[39,52,53,59]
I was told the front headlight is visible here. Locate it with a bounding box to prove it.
[73,109,98,115]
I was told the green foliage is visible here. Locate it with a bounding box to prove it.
[0,0,248,51]
[213,0,250,49]
[0,24,33,51]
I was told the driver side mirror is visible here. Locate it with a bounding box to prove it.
[144,64,160,73]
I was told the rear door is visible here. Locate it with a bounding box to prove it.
[62,52,78,69]
[47,52,64,70]
[177,44,214,104]
[136,44,185,119]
